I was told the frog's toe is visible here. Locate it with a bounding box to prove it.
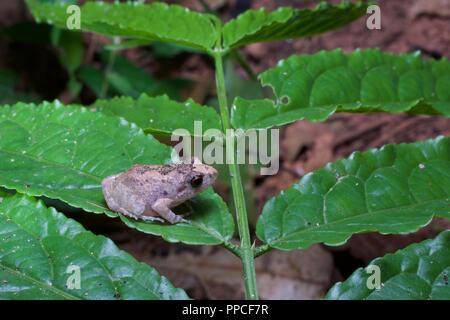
[141,215,165,223]
[180,218,192,224]
[117,208,138,219]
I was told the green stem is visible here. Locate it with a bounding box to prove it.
[214,51,259,300]
[221,241,241,258]
[192,221,241,258]
[99,38,119,99]
[253,244,271,258]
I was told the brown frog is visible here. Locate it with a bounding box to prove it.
[102,159,217,224]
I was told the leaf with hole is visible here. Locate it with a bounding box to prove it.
[232,49,450,129]
[0,194,188,300]
[256,137,450,250]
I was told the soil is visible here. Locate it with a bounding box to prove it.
[0,0,449,299]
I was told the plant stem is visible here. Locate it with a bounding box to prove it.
[192,221,241,258]
[99,38,119,99]
[100,52,116,98]
[214,51,259,300]
[221,240,242,258]
[253,244,272,258]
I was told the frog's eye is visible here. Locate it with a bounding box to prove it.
[190,175,203,188]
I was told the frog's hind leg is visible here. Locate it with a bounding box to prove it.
[152,198,191,224]
[116,196,147,221]
[115,205,144,221]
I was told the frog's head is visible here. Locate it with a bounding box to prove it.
[175,158,218,199]
[189,162,218,193]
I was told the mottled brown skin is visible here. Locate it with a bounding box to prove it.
[102,162,218,224]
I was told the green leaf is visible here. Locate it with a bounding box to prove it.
[100,51,191,100]
[78,51,191,100]
[0,101,234,245]
[223,1,368,50]
[92,94,222,136]
[224,59,265,102]
[77,65,107,97]
[51,28,84,74]
[0,194,188,299]
[256,137,450,251]
[232,49,450,129]
[51,28,84,96]
[151,41,199,59]
[326,230,450,300]
[26,0,218,51]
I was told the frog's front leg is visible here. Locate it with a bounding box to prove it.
[151,198,191,224]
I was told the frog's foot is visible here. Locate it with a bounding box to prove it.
[152,198,191,224]
[179,217,191,224]
[140,215,165,223]
[116,207,140,220]
[119,209,165,223]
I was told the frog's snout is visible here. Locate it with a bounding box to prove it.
[208,166,218,180]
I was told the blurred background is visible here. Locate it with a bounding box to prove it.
[1,0,449,299]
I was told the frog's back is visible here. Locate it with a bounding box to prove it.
[116,164,189,205]
[117,165,162,195]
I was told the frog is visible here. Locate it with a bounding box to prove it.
[101,158,218,224]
